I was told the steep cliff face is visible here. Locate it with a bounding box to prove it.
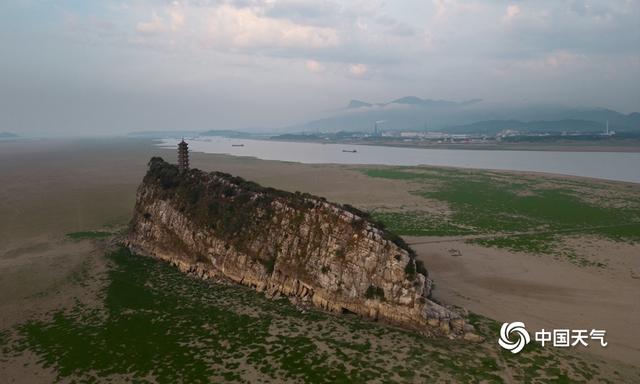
[126,158,467,337]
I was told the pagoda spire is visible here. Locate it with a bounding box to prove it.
[177,139,189,172]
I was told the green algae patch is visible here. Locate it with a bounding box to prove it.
[3,247,632,383]
[372,211,475,237]
[14,248,292,383]
[361,167,640,259]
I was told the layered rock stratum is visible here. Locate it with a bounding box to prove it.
[127,158,470,337]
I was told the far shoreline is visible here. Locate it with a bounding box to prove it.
[262,137,640,153]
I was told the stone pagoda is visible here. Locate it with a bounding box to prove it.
[177,139,189,172]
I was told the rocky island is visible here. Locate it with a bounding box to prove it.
[127,157,472,338]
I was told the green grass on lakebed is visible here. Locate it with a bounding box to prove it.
[362,168,640,257]
[0,247,621,383]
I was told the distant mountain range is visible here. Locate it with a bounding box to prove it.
[128,129,256,139]
[289,97,640,135]
[125,97,639,138]
[346,96,482,110]
[200,130,252,138]
[127,130,202,138]
[0,132,19,139]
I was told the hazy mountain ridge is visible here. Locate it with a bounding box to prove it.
[0,132,19,139]
[128,130,202,138]
[292,97,640,134]
[200,130,253,138]
[347,100,373,109]
[346,96,482,110]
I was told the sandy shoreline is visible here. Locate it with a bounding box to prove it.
[1,138,638,369]
[410,237,640,365]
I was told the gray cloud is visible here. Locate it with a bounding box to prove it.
[0,0,638,135]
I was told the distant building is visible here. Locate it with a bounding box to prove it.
[178,139,189,172]
[603,120,616,136]
[400,131,450,139]
[372,120,387,137]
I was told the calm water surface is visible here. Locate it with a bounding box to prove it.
[158,138,640,184]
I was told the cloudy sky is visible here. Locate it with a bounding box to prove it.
[1,0,639,135]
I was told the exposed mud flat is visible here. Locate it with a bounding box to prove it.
[1,138,639,381]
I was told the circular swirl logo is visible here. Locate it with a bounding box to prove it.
[498,322,531,354]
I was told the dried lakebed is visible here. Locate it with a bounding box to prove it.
[2,244,637,383]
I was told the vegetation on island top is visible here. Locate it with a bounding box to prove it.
[1,247,623,383]
[144,157,424,275]
[361,167,640,258]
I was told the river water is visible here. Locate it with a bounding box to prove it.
[158,138,640,184]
